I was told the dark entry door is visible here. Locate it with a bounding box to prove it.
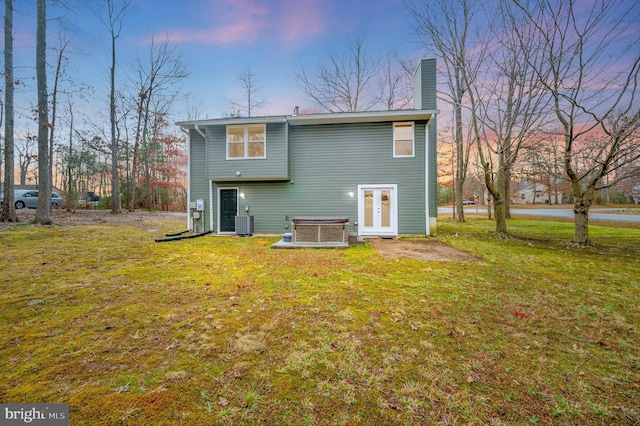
[219,189,238,232]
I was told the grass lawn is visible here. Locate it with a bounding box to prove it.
[1,213,638,425]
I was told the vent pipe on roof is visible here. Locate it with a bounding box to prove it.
[293,106,299,116]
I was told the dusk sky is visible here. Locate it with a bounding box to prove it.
[9,0,425,125]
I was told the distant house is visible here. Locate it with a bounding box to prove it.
[632,185,640,204]
[177,58,439,237]
[515,181,563,204]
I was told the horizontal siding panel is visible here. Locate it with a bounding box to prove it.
[428,118,438,218]
[207,123,288,180]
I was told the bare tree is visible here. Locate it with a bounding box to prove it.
[407,0,485,222]
[293,31,382,112]
[471,0,548,234]
[518,136,567,205]
[48,32,71,201]
[226,67,267,118]
[379,53,413,110]
[17,133,37,185]
[34,0,52,224]
[94,0,131,214]
[65,94,75,210]
[184,97,202,121]
[1,0,17,222]
[516,0,640,243]
[130,34,188,211]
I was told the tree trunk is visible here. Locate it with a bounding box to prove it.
[494,196,506,233]
[109,15,120,214]
[454,71,465,223]
[1,0,17,222]
[504,166,512,218]
[455,176,465,222]
[34,0,51,225]
[573,200,590,244]
[572,184,595,244]
[19,166,26,185]
[494,159,508,234]
[49,42,65,200]
[142,102,153,210]
[66,102,74,210]
[129,93,144,212]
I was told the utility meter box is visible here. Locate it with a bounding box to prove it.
[189,201,197,209]
[196,199,205,211]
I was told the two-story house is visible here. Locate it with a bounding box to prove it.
[176,58,438,239]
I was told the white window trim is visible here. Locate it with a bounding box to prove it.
[226,124,266,160]
[393,122,415,158]
[357,184,398,237]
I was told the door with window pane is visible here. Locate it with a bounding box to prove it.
[358,185,397,236]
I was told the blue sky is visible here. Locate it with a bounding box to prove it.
[9,0,425,124]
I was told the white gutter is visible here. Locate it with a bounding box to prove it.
[176,110,439,129]
[177,116,287,127]
[209,179,214,232]
[425,122,431,236]
[288,109,438,126]
[185,128,192,231]
[194,124,206,139]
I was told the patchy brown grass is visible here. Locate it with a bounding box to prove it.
[1,212,639,425]
[368,238,481,261]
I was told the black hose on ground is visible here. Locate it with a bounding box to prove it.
[165,229,191,237]
[155,230,212,242]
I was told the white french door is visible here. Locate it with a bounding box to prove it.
[358,185,398,236]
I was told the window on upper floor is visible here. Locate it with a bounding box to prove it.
[393,122,414,158]
[227,124,266,159]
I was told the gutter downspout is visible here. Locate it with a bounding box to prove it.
[194,124,206,139]
[194,124,210,231]
[285,119,290,180]
[182,127,192,231]
[425,120,431,236]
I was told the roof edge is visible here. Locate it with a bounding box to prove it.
[177,109,439,128]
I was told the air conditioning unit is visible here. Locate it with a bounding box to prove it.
[235,215,254,236]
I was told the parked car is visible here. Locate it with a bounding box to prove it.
[0,190,63,209]
[462,199,476,205]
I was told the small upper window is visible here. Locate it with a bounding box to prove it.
[393,122,414,158]
[227,125,266,159]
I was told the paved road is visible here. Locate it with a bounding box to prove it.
[438,206,640,223]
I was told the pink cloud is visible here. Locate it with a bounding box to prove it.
[169,22,262,45]
[166,0,326,47]
[276,0,326,45]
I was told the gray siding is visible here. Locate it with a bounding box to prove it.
[189,130,210,228]
[414,58,438,218]
[428,118,438,218]
[414,58,437,110]
[208,123,288,181]
[211,121,428,234]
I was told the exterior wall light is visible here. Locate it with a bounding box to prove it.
[348,192,354,198]
[235,171,241,176]
[240,192,246,199]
